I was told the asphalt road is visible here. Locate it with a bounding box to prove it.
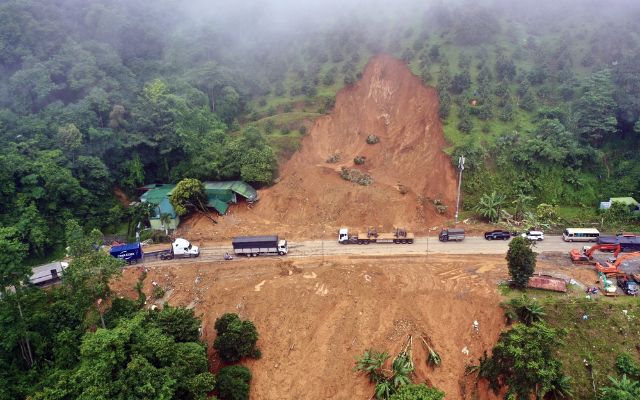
[190,235,580,262]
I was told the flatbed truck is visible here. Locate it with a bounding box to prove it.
[338,227,414,244]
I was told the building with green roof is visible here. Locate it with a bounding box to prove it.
[139,181,258,230]
[599,197,639,210]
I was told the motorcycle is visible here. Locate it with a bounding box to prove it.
[223,253,234,261]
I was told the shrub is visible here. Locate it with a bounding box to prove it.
[432,199,447,214]
[389,384,445,400]
[213,313,259,363]
[326,153,341,163]
[298,126,307,135]
[152,284,165,299]
[216,365,252,400]
[340,167,373,186]
[148,305,202,343]
[354,156,366,165]
[506,237,536,289]
[366,134,380,144]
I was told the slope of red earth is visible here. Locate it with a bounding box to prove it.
[111,254,512,399]
[184,54,457,244]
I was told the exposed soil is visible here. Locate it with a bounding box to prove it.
[111,254,561,399]
[183,55,458,243]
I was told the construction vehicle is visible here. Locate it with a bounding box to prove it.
[597,234,640,252]
[569,244,621,264]
[594,252,640,275]
[598,271,618,295]
[338,227,414,244]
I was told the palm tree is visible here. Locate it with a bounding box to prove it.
[475,191,506,223]
[354,349,389,383]
[600,375,640,398]
[159,213,172,235]
[507,295,546,325]
[545,374,574,399]
[512,193,535,222]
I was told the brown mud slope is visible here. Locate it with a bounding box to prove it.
[186,54,457,242]
[111,255,507,399]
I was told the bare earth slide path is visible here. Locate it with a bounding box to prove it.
[181,54,458,245]
[110,253,593,399]
[110,56,600,398]
[111,255,511,400]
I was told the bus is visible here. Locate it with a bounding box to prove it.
[563,228,600,242]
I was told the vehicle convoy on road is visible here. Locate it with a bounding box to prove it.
[110,238,199,263]
[232,235,289,256]
[439,228,465,242]
[522,230,544,241]
[338,227,414,244]
[569,243,622,264]
[484,230,511,240]
[562,228,600,242]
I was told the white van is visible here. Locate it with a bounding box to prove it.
[522,230,544,241]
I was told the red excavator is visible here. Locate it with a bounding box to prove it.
[594,252,640,275]
[569,244,621,264]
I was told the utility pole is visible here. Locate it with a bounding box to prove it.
[454,155,465,224]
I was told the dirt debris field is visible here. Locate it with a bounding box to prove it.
[110,253,596,399]
[180,54,458,244]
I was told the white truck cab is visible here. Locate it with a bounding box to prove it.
[173,238,200,256]
[278,239,289,255]
[338,228,349,243]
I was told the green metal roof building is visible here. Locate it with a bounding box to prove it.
[139,181,258,230]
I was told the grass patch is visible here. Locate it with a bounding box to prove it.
[542,297,640,399]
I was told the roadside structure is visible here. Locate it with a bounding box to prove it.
[139,181,258,230]
[599,197,639,210]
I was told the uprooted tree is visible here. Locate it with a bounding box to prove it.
[170,178,216,223]
[354,336,445,400]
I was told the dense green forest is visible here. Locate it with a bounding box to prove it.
[1,1,640,396]
[2,0,640,261]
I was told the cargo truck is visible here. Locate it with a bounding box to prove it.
[232,235,288,256]
[439,229,465,242]
[110,238,199,263]
[110,242,143,264]
[338,227,414,244]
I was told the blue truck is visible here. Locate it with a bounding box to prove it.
[109,242,143,264]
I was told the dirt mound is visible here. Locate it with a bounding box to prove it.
[110,255,506,399]
[187,54,457,242]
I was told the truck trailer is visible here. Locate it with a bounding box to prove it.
[109,242,143,264]
[338,227,414,244]
[232,235,288,256]
[110,238,199,262]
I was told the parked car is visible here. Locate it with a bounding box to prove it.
[616,276,639,296]
[521,230,544,241]
[484,230,511,240]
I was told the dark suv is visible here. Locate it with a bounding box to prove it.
[617,276,639,296]
[484,230,511,240]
